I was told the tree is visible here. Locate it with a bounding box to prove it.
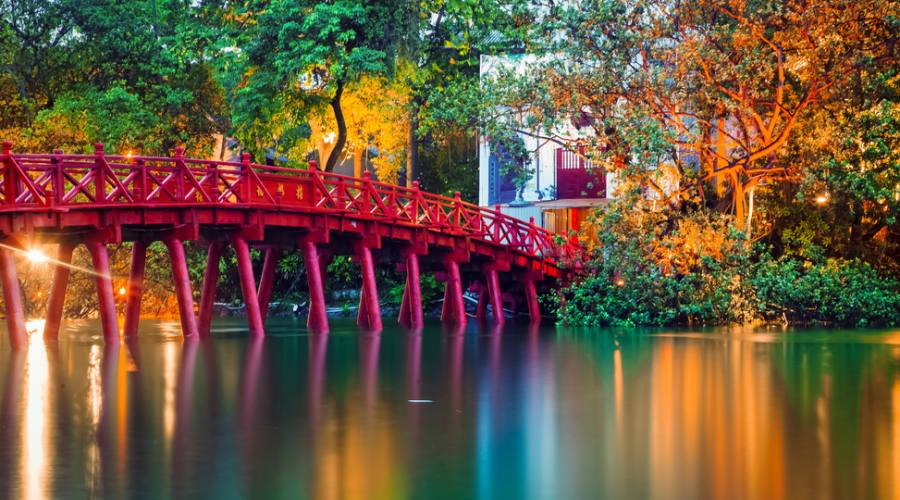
[473,0,894,229]
[233,0,400,171]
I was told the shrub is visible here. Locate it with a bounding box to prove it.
[752,256,900,327]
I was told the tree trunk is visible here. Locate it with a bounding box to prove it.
[731,172,745,228]
[406,101,419,187]
[325,80,347,172]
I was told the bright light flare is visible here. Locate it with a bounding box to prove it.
[118,286,127,297]
[26,248,49,264]
[815,193,828,205]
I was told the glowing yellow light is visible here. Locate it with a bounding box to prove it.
[26,248,49,264]
[815,193,828,204]
[126,151,133,158]
[322,131,336,144]
[616,278,625,287]
[118,286,127,297]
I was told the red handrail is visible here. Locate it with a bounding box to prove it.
[0,144,583,265]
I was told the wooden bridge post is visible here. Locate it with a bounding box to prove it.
[471,282,488,323]
[0,245,26,349]
[301,238,329,333]
[441,258,467,325]
[354,241,382,331]
[484,266,505,327]
[198,241,225,337]
[231,235,265,337]
[85,240,120,346]
[521,273,542,324]
[44,242,76,341]
[398,249,424,329]
[257,247,281,322]
[164,236,198,339]
[123,240,148,338]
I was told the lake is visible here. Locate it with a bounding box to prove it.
[1,319,899,499]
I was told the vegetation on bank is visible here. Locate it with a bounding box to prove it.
[555,202,900,328]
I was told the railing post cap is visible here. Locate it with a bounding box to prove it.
[53,149,63,155]
[174,146,184,157]
[412,180,419,190]
[495,204,502,212]
[94,143,104,154]
[241,152,251,163]
[1,141,11,154]
[363,170,371,179]
[454,191,461,199]
[308,160,318,170]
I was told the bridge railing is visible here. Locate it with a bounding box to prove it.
[0,143,582,263]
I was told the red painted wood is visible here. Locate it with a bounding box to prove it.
[0,246,26,349]
[165,236,198,338]
[232,235,265,337]
[257,247,281,322]
[44,242,75,341]
[405,252,424,329]
[523,277,540,324]
[475,282,488,322]
[198,241,224,337]
[302,240,329,333]
[0,148,580,268]
[86,240,120,346]
[444,259,467,325]
[356,244,382,331]
[485,267,505,327]
[555,147,605,199]
[398,278,410,326]
[123,240,147,338]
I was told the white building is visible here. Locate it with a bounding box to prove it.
[477,54,616,236]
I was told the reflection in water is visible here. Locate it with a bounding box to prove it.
[0,320,899,499]
[22,320,48,500]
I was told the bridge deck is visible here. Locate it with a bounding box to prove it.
[0,143,581,348]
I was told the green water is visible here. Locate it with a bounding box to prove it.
[1,319,899,499]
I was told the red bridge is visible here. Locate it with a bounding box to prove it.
[0,142,580,349]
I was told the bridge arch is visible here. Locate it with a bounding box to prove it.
[0,142,580,347]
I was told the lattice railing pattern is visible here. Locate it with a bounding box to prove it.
[1,144,582,263]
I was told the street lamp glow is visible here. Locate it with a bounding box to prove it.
[815,194,828,205]
[26,248,49,264]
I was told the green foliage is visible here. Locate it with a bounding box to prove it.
[556,202,751,326]
[558,203,900,328]
[751,255,900,328]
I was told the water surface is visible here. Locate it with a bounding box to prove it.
[1,320,899,499]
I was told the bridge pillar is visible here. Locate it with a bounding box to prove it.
[484,266,505,327]
[257,247,281,322]
[522,276,541,324]
[398,251,423,329]
[198,241,225,337]
[164,236,198,339]
[123,240,148,338]
[85,240,120,346]
[441,258,467,325]
[44,242,76,341]
[232,235,265,337]
[355,242,382,331]
[470,282,488,323]
[0,245,26,349]
[301,239,329,333]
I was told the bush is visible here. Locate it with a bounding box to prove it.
[556,203,752,326]
[752,256,900,327]
[556,201,900,328]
